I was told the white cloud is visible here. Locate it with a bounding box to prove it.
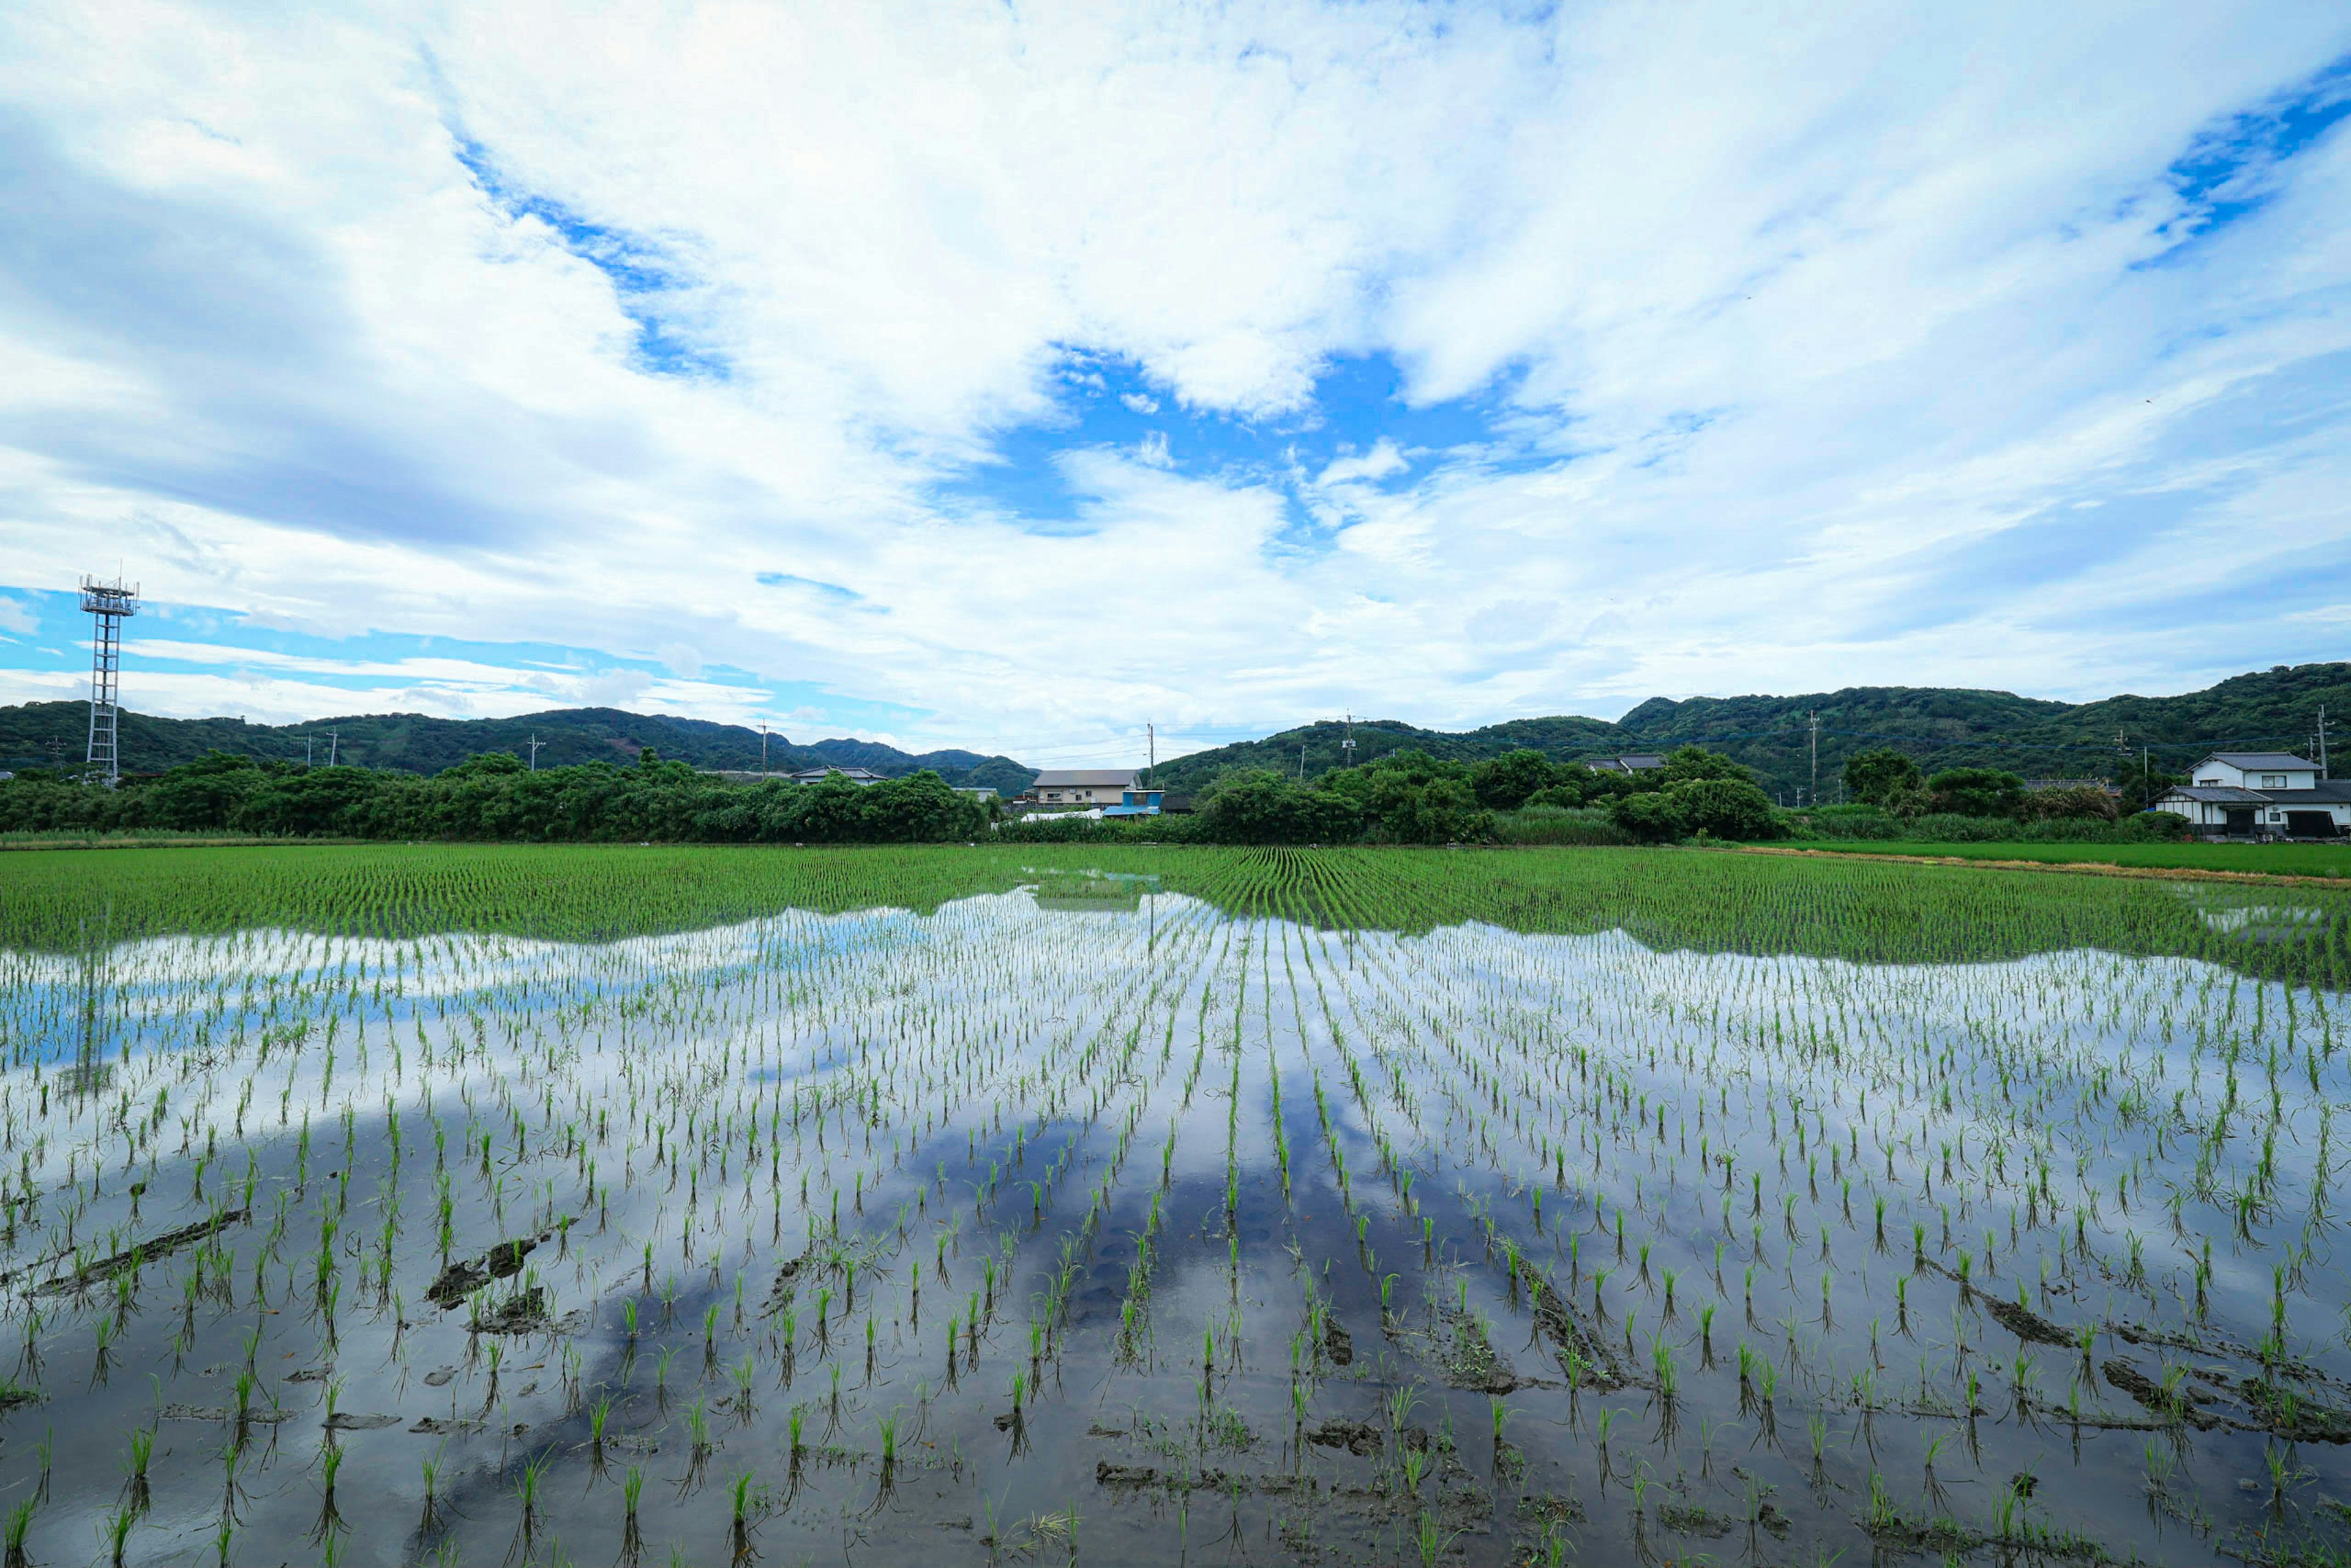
[0,1,2345,760]
[1317,438,1408,489]
[0,596,36,637]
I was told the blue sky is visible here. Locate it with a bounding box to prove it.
[1,3,2347,767]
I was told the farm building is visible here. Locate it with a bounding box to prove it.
[1586,754,1666,775]
[2152,752,2350,838]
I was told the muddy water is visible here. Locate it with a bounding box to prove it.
[1,880,2346,1566]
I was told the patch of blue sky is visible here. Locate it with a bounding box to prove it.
[2140,53,2351,264]
[0,585,924,735]
[931,347,1555,539]
[450,133,729,380]
[2072,549,2351,652]
[755,573,863,603]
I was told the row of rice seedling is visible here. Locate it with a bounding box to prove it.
[0,843,2342,1564]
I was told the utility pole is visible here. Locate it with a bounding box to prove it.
[304,737,313,769]
[1807,711,1820,808]
[328,730,338,768]
[527,733,546,772]
[1341,713,1356,771]
[758,721,768,776]
[1147,723,1155,787]
[2320,705,2330,780]
[1299,745,1307,783]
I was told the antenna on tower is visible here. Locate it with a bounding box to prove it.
[78,574,139,786]
[1341,713,1356,771]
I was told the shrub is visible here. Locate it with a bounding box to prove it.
[1665,778,1776,841]
[1610,790,1688,842]
[1524,782,1590,810]
[1196,770,1363,844]
[997,813,1201,844]
[1798,805,1906,841]
[1907,812,2022,842]
[1491,806,1635,846]
[2019,786,2119,823]
[1925,768,2028,819]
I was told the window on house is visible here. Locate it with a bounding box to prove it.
[2260,775,2287,787]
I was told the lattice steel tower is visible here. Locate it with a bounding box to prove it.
[79,575,139,784]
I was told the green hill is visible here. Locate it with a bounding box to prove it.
[1149,663,2351,799]
[0,702,1038,794]
[9,661,2344,803]
[1142,715,1622,793]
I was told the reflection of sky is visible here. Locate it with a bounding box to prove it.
[5,889,2344,1272]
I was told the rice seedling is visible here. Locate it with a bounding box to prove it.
[0,843,2341,1562]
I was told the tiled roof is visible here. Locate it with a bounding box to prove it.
[2262,781,2351,803]
[2202,752,2316,770]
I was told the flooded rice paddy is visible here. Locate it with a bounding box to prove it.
[1,844,2349,1566]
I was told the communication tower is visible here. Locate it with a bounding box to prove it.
[78,575,140,785]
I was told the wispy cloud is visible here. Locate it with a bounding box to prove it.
[0,2,2346,763]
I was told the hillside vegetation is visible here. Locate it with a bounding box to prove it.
[0,700,1037,793]
[7,661,2344,801]
[1146,662,2351,797]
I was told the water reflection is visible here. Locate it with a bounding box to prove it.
[0,868,2343,1565]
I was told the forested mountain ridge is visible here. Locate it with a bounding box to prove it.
[1145,663,2351,797]
[7,661,2344,802]
[0,702,1038,795]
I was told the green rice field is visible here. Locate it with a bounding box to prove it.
[1,843,2349,1566]
[1755,839,2351,879]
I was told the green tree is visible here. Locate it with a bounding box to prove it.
[235,767,389,836]
[2115,756,2179,814]
[138,751,266,830]
[1926,767,2027,818]
[439,751,525,778]
[1657,746,1752,787]
[1610,790,1688,842]
[1842,747,1923,807]
[1198,770,1363,844]
[1667,778,1777,840]
[1469,749,1559,810]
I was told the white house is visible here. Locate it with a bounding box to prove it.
[1031,769,1140,806]
[2153,752,2349,838]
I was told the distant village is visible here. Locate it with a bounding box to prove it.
[709,749,2351,840]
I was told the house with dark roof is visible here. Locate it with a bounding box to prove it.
[1587,754,1666,776]
[2153,752,2349,838]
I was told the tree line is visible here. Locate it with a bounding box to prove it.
[0,750,994,842]
[0,740,2184,847]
